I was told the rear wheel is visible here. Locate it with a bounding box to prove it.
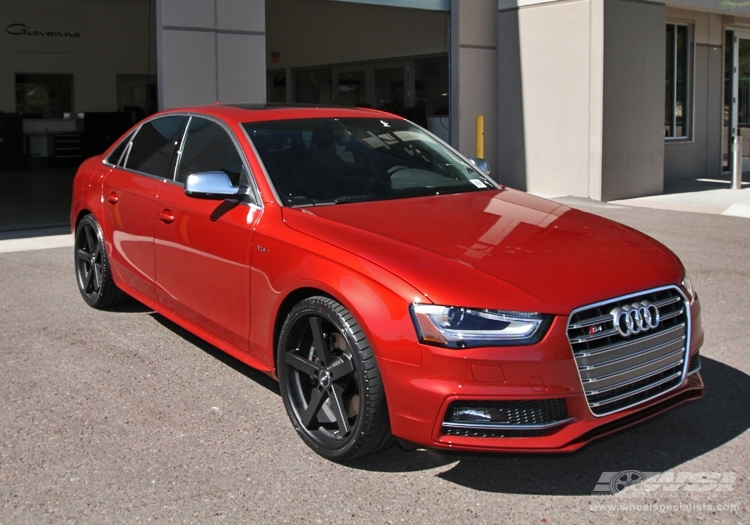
[277,296,393,461]
[75,214,128,309]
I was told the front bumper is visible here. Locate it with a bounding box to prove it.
[379,314,704,452]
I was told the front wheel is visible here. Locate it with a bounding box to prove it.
[277,296,393,461]
[75,214,128,309]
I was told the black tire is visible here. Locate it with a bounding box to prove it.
[74,214,129,309]
[277,296,394,461]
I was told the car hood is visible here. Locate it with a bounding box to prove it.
[281,189,682,314]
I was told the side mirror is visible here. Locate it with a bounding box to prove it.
[184,172,239,199]
[469,157,490,175]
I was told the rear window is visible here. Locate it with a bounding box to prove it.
[125,116,187,178]
[104,132,133,167]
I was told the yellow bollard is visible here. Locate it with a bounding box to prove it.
[476,115,484,159]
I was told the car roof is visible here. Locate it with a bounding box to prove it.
[161,103,403,124]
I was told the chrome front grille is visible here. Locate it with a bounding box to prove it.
[567,286,689,416]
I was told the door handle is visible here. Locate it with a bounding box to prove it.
[106,192,119,204]
[158,210,175,224]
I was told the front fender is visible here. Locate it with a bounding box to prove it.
[248,205,427,372]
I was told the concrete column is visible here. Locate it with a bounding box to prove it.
[496,0,603,197]
[156,0,266,110]
[450,0,499,176]
[600,0,665,201]
[495,0,665,201]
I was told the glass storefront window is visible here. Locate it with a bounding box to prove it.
[116,75,157,117]
[289,56,448,114]
[374,67,405,113]
[414,56,449,118]
[267,70,287,103]
[15,74,73,118]
[294,67,333,105]
[287,56,449,141]
[336,70,366,107]
[665,23,691,139]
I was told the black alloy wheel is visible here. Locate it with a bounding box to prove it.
[277,296,393,461]
[75,214,128,309]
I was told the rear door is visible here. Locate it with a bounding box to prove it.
[101,115,187,302]
[154,116,259,351]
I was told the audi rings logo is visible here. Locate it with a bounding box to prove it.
[611,301,660,337]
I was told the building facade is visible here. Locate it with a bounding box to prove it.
[2,0,750,201]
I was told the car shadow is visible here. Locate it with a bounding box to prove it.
[346,357,750,495]
[126,309,750,496]
[107,299,154,314]
[149,313,280,395]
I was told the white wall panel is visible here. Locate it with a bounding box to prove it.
[157,0,266,109]
[217,33,266,104]
[217,0,265,32]
[161,0,214,28]
[496,0,594,197]
[159,30,217,108]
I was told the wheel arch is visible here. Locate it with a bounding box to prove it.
[269,270,423,380]
[273,287,334,373]
[74,208,93,230]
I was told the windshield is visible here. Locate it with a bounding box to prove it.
[242,118,496,206]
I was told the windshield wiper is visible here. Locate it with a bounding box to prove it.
[333,195,374,204]
[288,195,375,207]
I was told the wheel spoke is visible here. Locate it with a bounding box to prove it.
[92,263,102,292]
[92,242,101,260]
[84,226,96,253]
[328,384,351,436]
[317,401,337,424]
[77,249,90,261]
[285,351,320,378]
[309,317,334,366]
[328,355,354,381]
[83,265,94,292]
[300,387,326,429]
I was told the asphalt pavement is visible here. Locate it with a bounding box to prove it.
[0,199,748,524]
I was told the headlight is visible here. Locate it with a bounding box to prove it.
[410,304,551,348]
[682,271,697,302]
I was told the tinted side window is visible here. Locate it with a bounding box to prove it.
[125,116,186,178]
[176,117,243,185]
[105,131,133,166]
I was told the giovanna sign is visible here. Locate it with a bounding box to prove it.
[6,23,82,39]
[1,8,86,53]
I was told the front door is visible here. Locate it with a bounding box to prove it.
[154,116,258,352]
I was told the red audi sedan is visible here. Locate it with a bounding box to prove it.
[71,105,704,461]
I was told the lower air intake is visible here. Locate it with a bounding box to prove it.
[442,399,570,438]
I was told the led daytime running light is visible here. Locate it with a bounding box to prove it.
[411,304,548,348]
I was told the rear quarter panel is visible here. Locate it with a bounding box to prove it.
[70,156,109,231]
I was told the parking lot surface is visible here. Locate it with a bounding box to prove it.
[1,199,748,524]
